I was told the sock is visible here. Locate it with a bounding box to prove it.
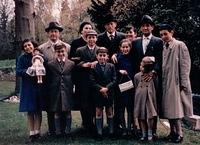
[30,131,35,136]
[55,117,61,135]
[107,117,114,134]
[148,130,153,138]
[127,113,132,132]
[142,131,147,138]
[65,117,72,134]
[35,130,40,134]
[96,118,103,135]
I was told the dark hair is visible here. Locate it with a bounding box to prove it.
[119,39,132,48]
[54,42,66,51]
[96,47,108,54]
[79,22,93,33]
[124,25,137,33]
[21,38,38,50]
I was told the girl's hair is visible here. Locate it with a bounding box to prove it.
[79,22,93,34]
[119,39,132,48]
[21,38,38,50]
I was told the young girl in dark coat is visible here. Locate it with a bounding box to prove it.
[16,39,43,142]
[115,39,135,136]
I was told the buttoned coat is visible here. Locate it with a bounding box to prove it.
[97,31,125,58]
[134,72,157,119]
[162,38,193,119]
[47,58,75,112]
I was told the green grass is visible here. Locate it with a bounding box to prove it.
[0,81,15,97]
[0,59,16,69]
[0,102,200,145]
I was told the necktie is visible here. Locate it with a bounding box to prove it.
[59,61,64,70]
[110,35,114,41]
[165,42,169,49]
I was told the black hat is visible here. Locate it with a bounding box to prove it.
[159,23,174,31]
[140,15,154,25]
[103,14,117,25]
[45,22,63,32]
[86,30,98,37]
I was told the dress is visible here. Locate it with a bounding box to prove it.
[134,72,157,119]
[16,53,44,112]
[26,54,46,76]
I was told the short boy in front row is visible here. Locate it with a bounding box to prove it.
[90,47,117,140]
[47,42,75,137]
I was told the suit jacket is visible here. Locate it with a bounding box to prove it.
[90,62,117,100]
[161,38,193,119]
[97,31,125,58]
[47,58,75,112]
[130,35,163,73]
[39,40,70,62]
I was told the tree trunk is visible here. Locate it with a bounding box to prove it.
[14,0,35,95]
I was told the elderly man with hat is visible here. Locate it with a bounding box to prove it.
[75,29,100,134]
[129,15,163,139]
[38,21,70,136]
[159,23,193,143]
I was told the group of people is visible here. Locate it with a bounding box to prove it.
[16,14,193,143]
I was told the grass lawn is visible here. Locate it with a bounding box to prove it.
[0,81,15,97]
[0,102,200,145]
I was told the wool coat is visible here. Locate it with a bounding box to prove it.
[47,58,75,112]
[16,53,44,112]
[161,38,193,119]
[134,72,157,120]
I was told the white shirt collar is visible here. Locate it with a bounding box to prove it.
[57,57,65,62]
[107,32,115,38]
[143,33,152,40]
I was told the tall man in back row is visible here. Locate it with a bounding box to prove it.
[130,15,163,139]
[96,14,125,135]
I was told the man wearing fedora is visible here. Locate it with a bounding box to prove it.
[39,21,70,136]
[129,15,163,140]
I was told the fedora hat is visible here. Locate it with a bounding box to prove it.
[140,15,154,25]
[103,14,117,25]
[159,23,174,31]
[45,22,63,32]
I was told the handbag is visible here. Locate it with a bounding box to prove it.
[118,75,134,92]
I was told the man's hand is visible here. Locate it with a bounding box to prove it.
[100,87,108,98]
[82,62,92,68]
[119,70,128,75]
[111,54,117,64]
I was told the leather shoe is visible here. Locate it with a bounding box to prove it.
[173,135,183,143]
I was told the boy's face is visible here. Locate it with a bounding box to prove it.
[23,41,34,54]
[159,30,173,42]
[55,47,66,60]
[86,35,97,47]
[96,52,108,64]
[120,42,130,55]
[125,29,137,41]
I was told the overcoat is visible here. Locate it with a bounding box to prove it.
[47,58,75,112]
[16,53,44,112]
[162,38,193,119]
[75,45,99,108]
[39,40,70,62]
[134,72,157,119]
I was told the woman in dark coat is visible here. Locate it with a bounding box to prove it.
[16,39,43,142]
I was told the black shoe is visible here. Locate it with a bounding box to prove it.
[95,134,103,141]
[34,133,41,139]
[152,133,158,141]
[25,135,35,144]
[139,136,147,141]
